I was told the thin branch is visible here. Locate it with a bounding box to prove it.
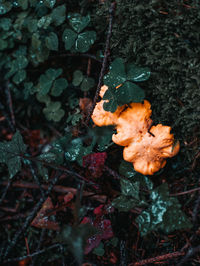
[5,82,16,130]
[0,180,107,203]
[0,179,12,205]
[2,171,61,260]
[2,243,62,264]
[29,162,45,200]
[170,187,200,196]
[30,229,46,266]
[85,2,116,125]
[132,251,185,266]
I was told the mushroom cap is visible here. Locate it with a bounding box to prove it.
[112,100,152,146]
[123,125,180,175]
[91,100,124,126]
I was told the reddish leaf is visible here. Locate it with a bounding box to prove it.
[31,197,60,231]
[83,152,107,178]
[81,215,113,254]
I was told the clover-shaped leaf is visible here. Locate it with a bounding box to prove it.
[103,87,118,113]
[45,32,58,51]
[62,29,77,50]
[103,58,149,112]
[75,31,96,53]
[43,101,65,122]
[72,70,84,86]
[68,13,91,33]
[12,69,26,84]
[51,4,66,26]
[80,77,95,91]
[51,78,68,96]
[126,63,151,82]
[62,13,96,53]
[103,58,126,88]
[116,82,145,106]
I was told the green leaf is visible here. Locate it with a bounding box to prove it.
[37,15,52,29]
[119,160,137,179]
[0,39,7,50]
[38,74,53,95]
[12,69,26,84]
[51,78,68,96]
[45,32,58,51]
[44,0,56,8]
[116,81,145,105]
[0,131,27,178]
[46,68,62,80]
[36,93,51,104]
[80,77,95,91]
[57,224,97,264]
[68,13,91,33]
[62,29,77,50]
[18,0,28,10]
[0,18,12,31]
[27,18,38,32]
[43,101,65,122]
[136,183,192,236]
[72,70,83,86]
[0,2,12,15]
[120,179,140,198]
[75,31,96,53]
[112,195,140,212]
[65,138,83,162]
[51,5,66,26]
[103,58,126,88]
[126,63,151,82]
[103,87,118,113]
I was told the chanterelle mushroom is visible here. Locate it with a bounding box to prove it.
[91,85,180,175]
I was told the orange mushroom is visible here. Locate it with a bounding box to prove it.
[91,85,180,175]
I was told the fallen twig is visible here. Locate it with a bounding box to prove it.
[86,2,116,125]
[132,251,185,265]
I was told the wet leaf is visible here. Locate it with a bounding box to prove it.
[44,0,56,9]
[112,195,139,212]
[68,13,91,33]
[103,58,126,88]
[119,160,136,179]
[126,63,151,82]
[75,31,96,53]
[65,138,83,162]
[136,183,192,236]
[116,81,145,105]
[62,28,77,50]
[120,179,140,198]
[0,131,27,178]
